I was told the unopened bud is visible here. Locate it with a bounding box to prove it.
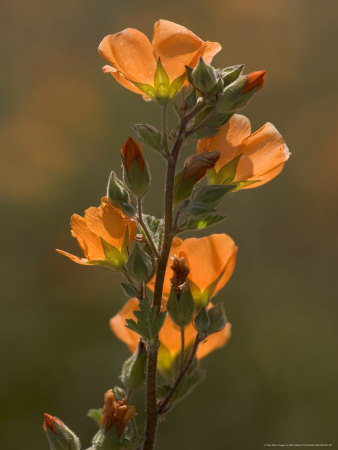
[121,137,150,196]
[191,58,218,95]
[167,284,195,328]
[242,70,266,94]
[173,151,220,205]
[194,306,210,339]
[120,341,147,390]
[107,172,136,218]
[208,302,227,334]
[43,414,80,450]
[126,243,153,281]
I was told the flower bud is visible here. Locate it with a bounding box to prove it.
[193,306,210,339]
[167,284,195,328]
[121,137,150,196]
[191,57,218,95]
[217,70,266,113]
[43,414,80,450]
[126,243,154,281]
[208,302,227,334]
[120,341,147,390]
[173,151,220,205]
[107,172,136,218]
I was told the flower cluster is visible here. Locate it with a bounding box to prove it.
[48,19,290,450]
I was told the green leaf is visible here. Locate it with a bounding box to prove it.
[183,200,215,218]
[131,123,162,153]
[193,184,233,207]
[87,408,103,427]
[185,213,226,231]
[142,214,164,250]
[173,169,195,205]
[121,283,138,298]
[126,299,166,341]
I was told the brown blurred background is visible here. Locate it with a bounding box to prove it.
[1,0,338,448]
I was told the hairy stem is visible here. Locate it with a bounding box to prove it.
[158,334,201,415]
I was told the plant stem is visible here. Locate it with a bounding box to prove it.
[161,104,169,157]
[157,334,201,415]
[137,197,160,259]
[142,100,207,450]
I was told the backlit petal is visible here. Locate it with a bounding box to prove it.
[202,41,222,64]
[56,249,91,265]
[70,213,104,260]
[98,29,156,84]
[152,19,204,81]
[196,322,231,359]
[102,65,145,95]
[109,298,139,353]
[197,114,251,170]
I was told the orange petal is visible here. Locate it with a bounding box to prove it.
[175,234,237,294]
[109,298,140,353]
[197,114,252,171]
[98,29,156,84]
[70,213,105,260]
[56,249,91,265]
[235,122,290,185]
[159,315,197,354]
[102,65,145,96]
[84,200,136,251]
[196,322,232,359]
[201,41,222,64]
[152,19,204,81]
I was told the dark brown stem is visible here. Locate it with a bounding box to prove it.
[157,334,201,415]
[143,341,159,450]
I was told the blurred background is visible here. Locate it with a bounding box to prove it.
[1,0,338,448]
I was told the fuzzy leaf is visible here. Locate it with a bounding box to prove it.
[132,123,162,153]
[126,299,166,341]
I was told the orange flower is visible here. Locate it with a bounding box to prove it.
[101,389,137,437]
[98,19,221,100]
[57,197,137,269]
[110,298,231,370]
[197,114,290,189]
[148,234,238,305]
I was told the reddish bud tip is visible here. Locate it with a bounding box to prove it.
[242,70,266,94]
[43,413,63,433]
[121,137,145,173]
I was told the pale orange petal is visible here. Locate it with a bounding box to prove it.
[109,298,140,353]
[235,122,290,183]
[84,201,136,251]
[176,234,237,293]
[202,41,222,64]
[197,114,252,170]
[98,29,156,84]
[152,19,204,81]
[159,316,196,354]
[70,214,105,260]
[102,65,145,96]
[196,322,232,359]
[56,249,91,265]
[213,246,238,297]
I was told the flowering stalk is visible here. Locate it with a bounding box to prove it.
[51,19,290,450]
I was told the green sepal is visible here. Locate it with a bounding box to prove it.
[131,81,157,100]
[185,66,194,85]
[209,154,242,185]
[141,214,164,250]
[173,169,195,205]
[193,307,210,338]
[131,123,162,154]
[231,179,260,190]
[185,213,226,231]
[154,58,170,89]
[193,112,232,139]
[166,287,195,327]
[191,58,217,95]
[123,158,150,197]
[107,172,129,206]
[222,64,244,87]
[168,72,187,99]
[126,243,153,282]
[120,343,147,390]
[193,184,233,207]
[126,298,166,342]
[216,75,246,113]
[91,427,120,450]
[87,408,103,427]
[208,302,227,334]
[100,235,128,270]
[121,283,138,298]
[189,272,224,306]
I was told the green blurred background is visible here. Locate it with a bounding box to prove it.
[1,0,338,448]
